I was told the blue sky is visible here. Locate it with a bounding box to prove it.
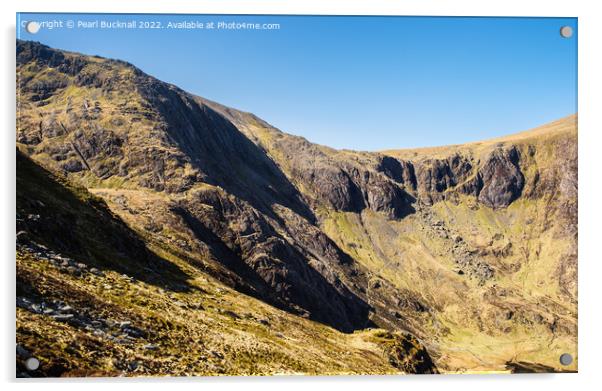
[17,14,577,151]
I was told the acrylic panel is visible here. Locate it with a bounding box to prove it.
[16,13,577,377]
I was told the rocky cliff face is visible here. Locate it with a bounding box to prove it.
[16,40,577,374]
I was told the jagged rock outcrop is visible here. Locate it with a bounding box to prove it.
[416,155,473,195]
[299,164,366,212]
[343,165,416,219]
[377,150,523,209]
[374,148,524,209]
[477,146,524,208]
[376,156,417,189]
[253,134,415,219]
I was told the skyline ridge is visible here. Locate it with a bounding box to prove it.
[17,13,577,150]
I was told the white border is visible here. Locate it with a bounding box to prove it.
[2,1,601,391]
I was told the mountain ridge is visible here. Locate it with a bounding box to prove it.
[16,40,577,375]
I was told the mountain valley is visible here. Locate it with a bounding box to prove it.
[16,40,578,376]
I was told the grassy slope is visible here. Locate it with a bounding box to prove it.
[16,152,430,377]
[382,114,576,161]
[320,117,578,372]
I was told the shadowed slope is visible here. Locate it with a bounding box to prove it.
[16,150,193,292]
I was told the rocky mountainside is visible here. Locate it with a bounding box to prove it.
[16,150,436,376]
[16,40,577,375]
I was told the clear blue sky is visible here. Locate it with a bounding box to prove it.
[17,13,577,151]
